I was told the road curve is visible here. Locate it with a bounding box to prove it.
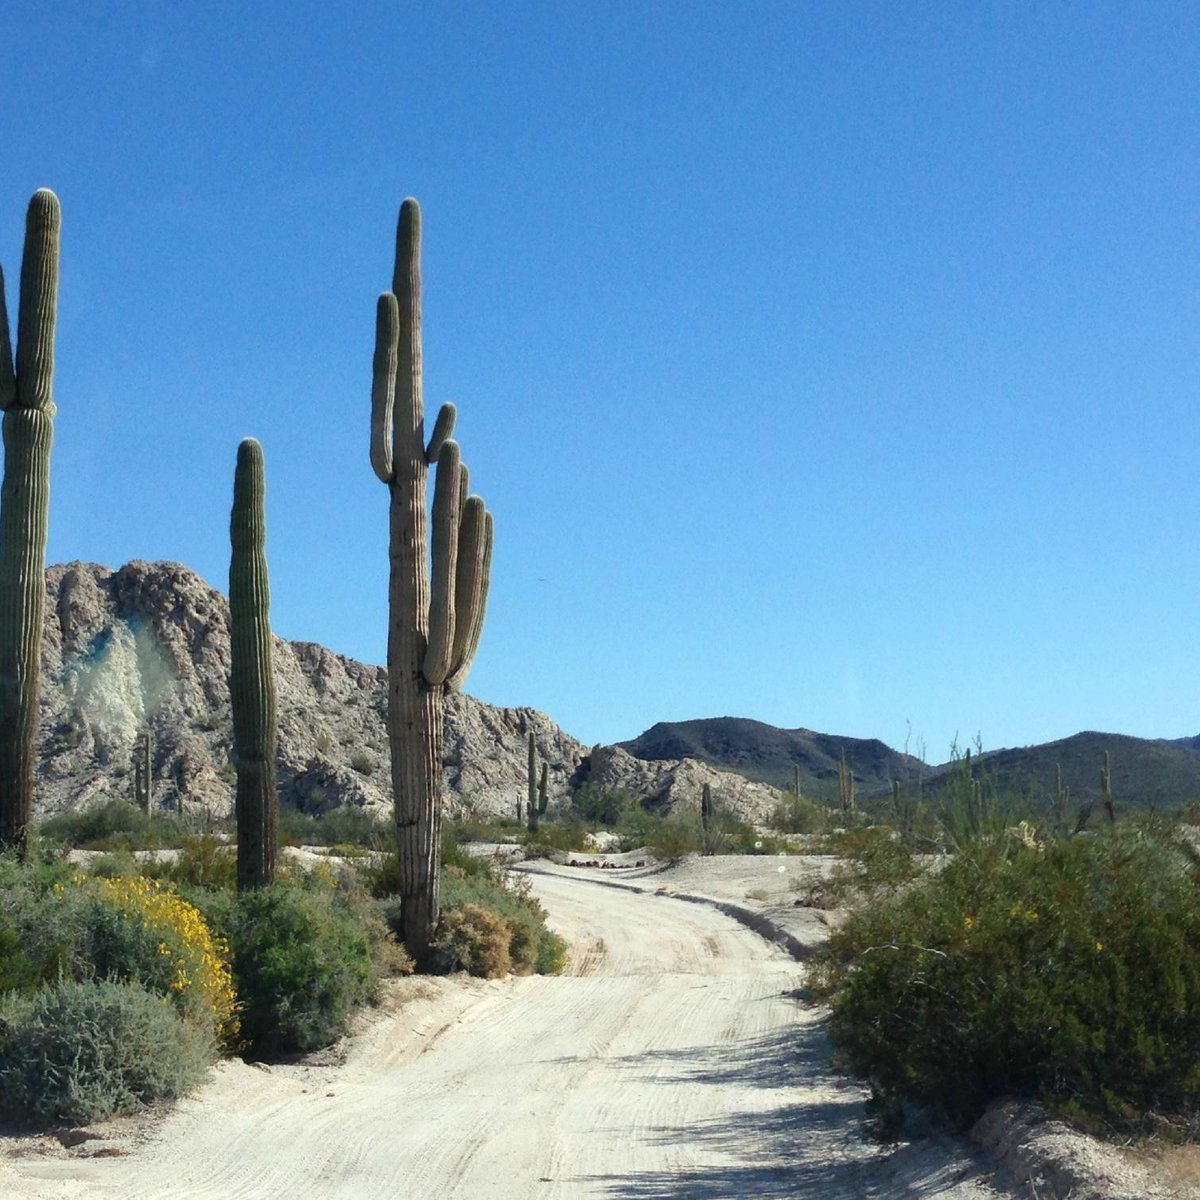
[0,869,1015,1199]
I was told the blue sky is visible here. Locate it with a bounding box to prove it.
[4,2,1198,758]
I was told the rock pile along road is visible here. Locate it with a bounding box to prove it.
[1,866,1016,1199]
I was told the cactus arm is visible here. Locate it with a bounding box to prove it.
[370,294,398,483]
[457,462,469,512]
[425,402,457,463]
[538,763,548,815]
[0,267,14,412]
[446,496,485,681]
[230,437,278,890]
[422,439,462,684]
[445,507,492,694]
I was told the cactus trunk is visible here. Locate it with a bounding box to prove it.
[371,200,493,964]
[0,190,59,856]
[230,438,277,891]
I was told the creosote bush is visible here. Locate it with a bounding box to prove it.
[811,821,1200,1137]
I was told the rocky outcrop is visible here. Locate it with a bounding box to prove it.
[580,744,784,824]
[34,561,780,826]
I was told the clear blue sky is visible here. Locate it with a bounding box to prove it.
[4,2,1198,758]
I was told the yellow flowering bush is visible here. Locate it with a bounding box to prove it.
[88,875,238,1045]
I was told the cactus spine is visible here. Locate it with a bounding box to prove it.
[230,438,277,891]
[0,190,60,856]
[370,199,493,962]
[526,732,548,832]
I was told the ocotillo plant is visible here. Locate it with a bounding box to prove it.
[370,199,494,961]
[527,732,549,833]
[230,438,277,891]
[0,190,60,856]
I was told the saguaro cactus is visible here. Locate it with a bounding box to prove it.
[134,727,153,814]
[230,438,277,891]
[0,190,60,856]
[527,732,548,833]
[370,199,494,961]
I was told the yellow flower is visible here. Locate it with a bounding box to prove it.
[963,915,975,929]
[1095,941,1104,952]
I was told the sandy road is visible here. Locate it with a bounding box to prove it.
[0,868,1018,1199]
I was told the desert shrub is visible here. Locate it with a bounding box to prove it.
[429,903,512,978]
[522,822,591,855]
[811,822,1200,1136]
[348,751,374,777]
[645,816,701,862]
[0,977,213,1125]
[0,866,237,1045]
[203,871,383,1057]
[38,798,186,851]
[615,804,661,852]
[277,804,388,849]
[572,783,636,827]
[769,791,828,835]
[439,865,566,975]
[824,826,923,904]
[142,834,238,891]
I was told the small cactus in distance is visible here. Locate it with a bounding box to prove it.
[229,438,277,891]
[134,727,153,814]
[700,783,716,856]
[0,189,60,856]
[1101,750,1115,824]
[837,749,855,814]
[526,732,549,833]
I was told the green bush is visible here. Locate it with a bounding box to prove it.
[39,801,157,849]
[277,804,389,849]
[0,864,237,1044]
[202,870,384,1057]
[645,816,701,862]
[429,902,512,978]
[572,783,636,827]
[143,834,238,891]
[769,792,828,835]
[440,865,566,976]
[0,977,212,1125]
[811,822,1200,1136]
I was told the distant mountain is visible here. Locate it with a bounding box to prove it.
[922,731,1200,812]
[618,717,925,799]
[620,718,1200,815]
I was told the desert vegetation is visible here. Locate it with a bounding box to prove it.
[807,752,1200,1143]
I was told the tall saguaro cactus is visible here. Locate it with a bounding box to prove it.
[230,438,277,891]
[370,199,494,961]
[0,190,60,856]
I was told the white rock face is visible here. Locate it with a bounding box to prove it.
[33,561,780,825]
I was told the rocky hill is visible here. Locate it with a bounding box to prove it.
[32,561,786,827]
[619,716,924,798]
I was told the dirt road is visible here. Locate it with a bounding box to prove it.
[0,868,1017,1199]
